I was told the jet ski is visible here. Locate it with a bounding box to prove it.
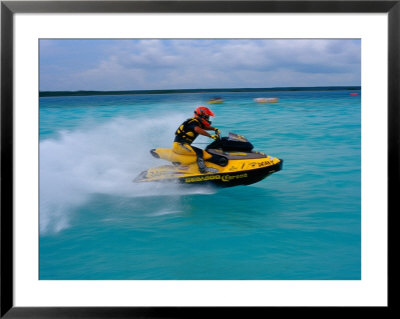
[134,133,283,187]
[207,97,224,104]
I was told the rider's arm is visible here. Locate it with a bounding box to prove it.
[203,125,217,131]
[204,126,221,136]
[194,126,213,138]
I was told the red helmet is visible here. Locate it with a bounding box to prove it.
[194,106,214,126]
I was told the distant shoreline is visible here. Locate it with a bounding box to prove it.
[39,86,361,98]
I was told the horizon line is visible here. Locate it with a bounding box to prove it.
[39,85,361,97]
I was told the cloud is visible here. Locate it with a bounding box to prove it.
[39,39,361,91]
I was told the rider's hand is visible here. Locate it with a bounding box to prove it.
[214,128,221,136]
[210,134,220,140]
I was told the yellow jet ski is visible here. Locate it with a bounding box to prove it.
[207,97,224,104]
[134,133,283,187]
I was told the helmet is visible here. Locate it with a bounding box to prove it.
[194,106,214,126]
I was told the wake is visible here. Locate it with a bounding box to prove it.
[40,115,215,234]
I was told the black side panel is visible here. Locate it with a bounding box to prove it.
[206,137,253,152]
[206,153,229,167]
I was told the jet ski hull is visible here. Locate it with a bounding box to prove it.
[134,133,283,188]
[134,153,283,187]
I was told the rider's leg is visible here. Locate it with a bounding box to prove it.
[191,146,207,173]
[172,142,207,173]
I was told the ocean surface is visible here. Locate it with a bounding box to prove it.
[39,89,361,280]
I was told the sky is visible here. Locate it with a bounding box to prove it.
[39,39,361,91]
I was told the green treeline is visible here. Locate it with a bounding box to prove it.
[39,86,361,98]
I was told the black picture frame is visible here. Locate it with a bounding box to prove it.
[1,1,396,317]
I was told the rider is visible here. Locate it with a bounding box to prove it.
[173,106,221,173]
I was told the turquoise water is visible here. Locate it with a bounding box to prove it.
[39,89,361,280]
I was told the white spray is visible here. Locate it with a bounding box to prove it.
[39,114,215,234]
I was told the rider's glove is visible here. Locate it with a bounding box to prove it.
[210,134,219,140]
[214,128,221,135]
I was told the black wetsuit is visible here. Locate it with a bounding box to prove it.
[174,117,203,144]
[173,117,207,172]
